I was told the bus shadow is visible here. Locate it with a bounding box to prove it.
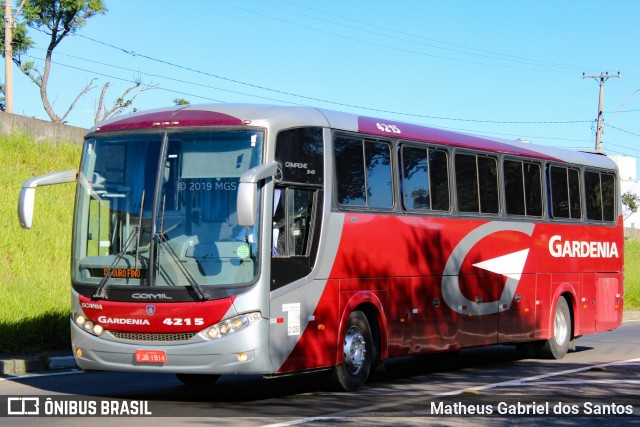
[9,343,625,418]
[12,344,596,402]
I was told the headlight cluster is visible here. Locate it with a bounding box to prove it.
[200,312,261,340]
[73,313,104,337]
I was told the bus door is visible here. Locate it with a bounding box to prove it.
[271,186,320,288]
[270,127,324,291]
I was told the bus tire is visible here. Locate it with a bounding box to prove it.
[537,297,572,359]
[175,373,221,388]
[331,311,374,392]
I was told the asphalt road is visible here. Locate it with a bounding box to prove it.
[1,318,639,426]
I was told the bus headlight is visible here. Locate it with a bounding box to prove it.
[73,313,105,337]
[200,312,261,340]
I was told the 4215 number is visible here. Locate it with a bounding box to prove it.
[376,122,401,134]
[163,317,204,326]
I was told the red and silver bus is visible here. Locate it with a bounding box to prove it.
[18,104,624,391]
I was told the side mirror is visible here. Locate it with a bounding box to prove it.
[237,162,279,227]
[18,170,77,229]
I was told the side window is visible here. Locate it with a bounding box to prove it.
[272,188,315,257]
[504,159,543,217]
[455,153,499,214]
[549,165,582,220]
[275,127,323,185]
[334,137,393,209]
[585,170,616,222]
[401,144,450,211]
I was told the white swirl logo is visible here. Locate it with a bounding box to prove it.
[441,222,534,316]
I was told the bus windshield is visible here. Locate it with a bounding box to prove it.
[71,129,264,291]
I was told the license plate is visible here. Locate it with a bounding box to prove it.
[135,349,167,364]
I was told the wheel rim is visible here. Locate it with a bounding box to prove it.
[554,306,568,346]
[343,326,367,375]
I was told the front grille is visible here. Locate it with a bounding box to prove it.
[108,331,197,342]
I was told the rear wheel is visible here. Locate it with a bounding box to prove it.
[331,311,374,392]
[537,297,572,359]
[175,373,221,388]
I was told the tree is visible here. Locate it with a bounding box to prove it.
[0,0,33,111]
[3,1,150,123]
[15,0,107,122]
[173,98,190,106]
[622,191,640,220]
[93,77,154,124]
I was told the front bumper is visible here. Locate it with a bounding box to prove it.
[70,317,273,375]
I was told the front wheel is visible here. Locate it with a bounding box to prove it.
[331,311,375,392]
[537,297,572,359]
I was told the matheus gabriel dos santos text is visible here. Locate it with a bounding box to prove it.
[430,401,634,416]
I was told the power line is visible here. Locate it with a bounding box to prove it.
[19,55,640,159]
[271,0,593,73]
[214,0,583,74]
[607,124,640,139]
[20,25,639,158]
[57,32,592,125]
[21,53,229,103]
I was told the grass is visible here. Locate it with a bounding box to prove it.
[0,133,81,353]
[624,239,640,310]
[0,132,639,354]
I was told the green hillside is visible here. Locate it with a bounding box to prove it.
[0,133,81,353]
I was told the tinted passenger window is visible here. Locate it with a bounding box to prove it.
[335,137,393,209]
[455,153,498,214]
[335,138,366,206]
[550,166,582,219]
[585,170,616,222]
[401,145,449,211]
[275,127,324,185]
[366,142,393,208]
[504,159,542,217]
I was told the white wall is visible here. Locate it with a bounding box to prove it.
[611,156,640,229]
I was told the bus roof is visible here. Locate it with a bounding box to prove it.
[90,103,617,171]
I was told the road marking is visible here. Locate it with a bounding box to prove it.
[262,357,640,427]
[0,369,83,382]
[498,379,640,386]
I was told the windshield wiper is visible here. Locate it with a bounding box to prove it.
[93,228,139,300]
[134,190,145,270]
[157,232,210,301]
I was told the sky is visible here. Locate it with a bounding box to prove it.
[8,0,640,176]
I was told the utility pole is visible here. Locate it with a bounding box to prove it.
[582,71,620,152]
[4,0,13,113]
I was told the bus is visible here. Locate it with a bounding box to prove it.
[18,104,624,391]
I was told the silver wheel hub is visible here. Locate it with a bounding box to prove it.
[554,308,568,346]
[343,326,367,374]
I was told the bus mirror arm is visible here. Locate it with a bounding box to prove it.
[237,162,279,227]
[18,169,77,229]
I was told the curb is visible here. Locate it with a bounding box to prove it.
[1,355,77,377]
[2,311,640,377]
